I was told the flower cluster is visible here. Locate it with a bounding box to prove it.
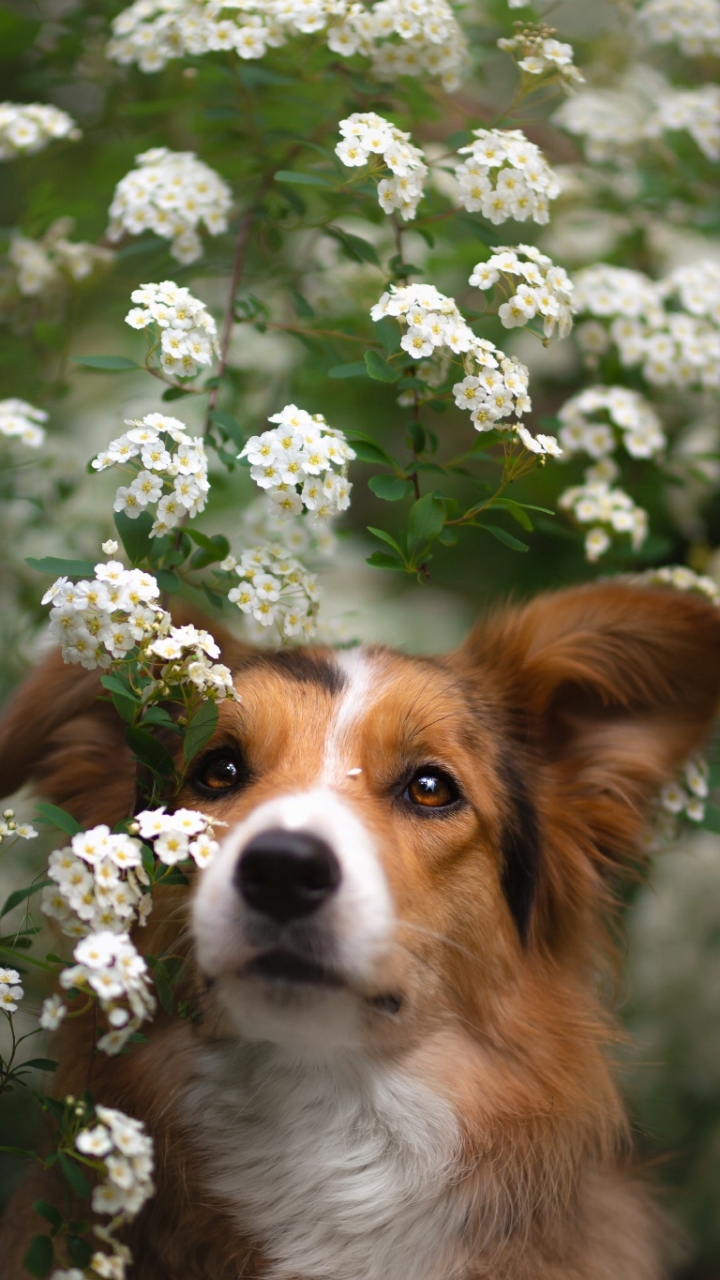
[75,1103,154,1278]
[557,386,666,461]
[242,496,337,560]
[107,0,468,91]
[336,113,428,221]
[60,932,156,1055]
[42,558,238,703]
[454,128,560,226]
[371,281,535,433]
[573,262,720,392]
[43,559,162,671]
[43,809,220,1051]
[0,808,38,848]
[637,563,720,604]
[126,280,218,379]
[240,404,354,523]
[637,0,720,57]
[469,245,574,340]
[92,412,210,537]
[0,102,80,160]
[553,68,720,162]
[558,481,648,561]
[0,966,23,1016]
[9,219,113,298]
[223,543,320,638]
[497,26,583,92]
[0,397,47,448]
[106,148,232,265]
[657,84,720,161]
[660,756,710,826]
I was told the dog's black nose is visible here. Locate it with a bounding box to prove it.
[235,829,341,923]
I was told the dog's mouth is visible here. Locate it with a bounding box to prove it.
[240,950,345,988]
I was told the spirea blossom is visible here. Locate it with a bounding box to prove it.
[557,387,666,460]
[469,245,574,340]
[74,1102,154,1276]
[371,281,537,434]
[43,559,162,670]
[656,85,720,160]
[0,398,47,448]
[107,0,468,91]
[126,280,218,378]
[9,219,113,298]
[60,932,156,1053]
[226,544,320,638]
[573,262,720,392]
[454,128,560,226]
[659,755,710,828]
[0,967,23,1015]
[637,0,720,57]
[336,113,427,221]
[497,28,583,92]
[240,405,355,524]
[638,563,720,604]
[0,808,38,846]
[558,481,648,561]
[107,148,232,265]
[0,102,80,160]
[92,412,210,536]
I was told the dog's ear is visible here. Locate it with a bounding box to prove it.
[0,608,251,827]
[452,582,720,951]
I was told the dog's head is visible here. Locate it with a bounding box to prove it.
[3,583,720,1065]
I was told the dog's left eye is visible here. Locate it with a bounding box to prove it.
[193,748,245,796]
[403,767,460,810]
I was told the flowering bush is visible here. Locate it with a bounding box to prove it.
[2,0,720,1272]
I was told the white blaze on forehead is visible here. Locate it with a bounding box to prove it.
[321,648,383,785]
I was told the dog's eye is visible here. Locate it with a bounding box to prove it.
[404,767,460,810]
[193,749,244,796]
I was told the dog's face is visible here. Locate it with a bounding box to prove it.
[187,645,526,1054]
[2,581,720,1074]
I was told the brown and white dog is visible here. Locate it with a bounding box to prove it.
[2,581,720,1280]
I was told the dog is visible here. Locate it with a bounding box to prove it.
[1,581,720,1279]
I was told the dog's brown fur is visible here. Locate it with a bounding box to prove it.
[1,582,719,1279]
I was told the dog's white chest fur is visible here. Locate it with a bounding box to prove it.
[188,1044,467,1280]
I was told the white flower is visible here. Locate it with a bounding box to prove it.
[337,112,428,220]
[558,387,666,461]
[498,29,583,92]
[455,128,559,226]
[637,0,720,59]
[126,281,218,378]
[559,481,648,560]
[470,245,574,340]
[39,994,67,1030]
[107,149,231,264]
[0,981,23,1013]
[0,398,47,449]
[0,102,80,160]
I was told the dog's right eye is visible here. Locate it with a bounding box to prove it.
[193,748,245,796]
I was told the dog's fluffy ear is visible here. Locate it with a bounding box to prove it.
[0,609,251,827]
[453,583,720,950]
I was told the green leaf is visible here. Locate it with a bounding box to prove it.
[351,440,396,465]
[23,1235,54,1278]
[325,226,380,266]
[73,355,139,371]
[141,707,177,729]
[23,1059,58,1072]
[438,527,459,546]
[161,385,195,402]
[100,675,141,703]
[366,551,405,570]
[492,498,533,531]
[701,804,720,835]
[35,804,83,837]
[477,523,529,552]
[364,350,401,383]
[208,411,245,449]
[33,1201,62,1231]
[124,727,176,781]
[292,290,315,318]
[367,527,407,563]
[25,557,95,578]
[375,317,401,353]
[275,170,330,187]
[154,569,180,594]
[113,510,153,566]
[368,476,414,502]
[67,1236,93,1268]
[406,495,446,560]
[183,700,219,767]
[328,361,367,379]
[0,880,51,920]
[58,1153,90,1199]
